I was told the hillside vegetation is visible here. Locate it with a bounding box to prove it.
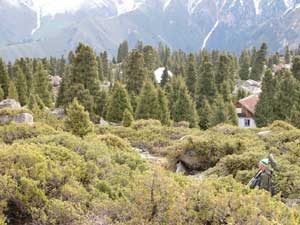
[0,118,299,224]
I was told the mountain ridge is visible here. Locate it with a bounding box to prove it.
[1,0,300,61]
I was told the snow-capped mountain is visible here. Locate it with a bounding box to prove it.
[1,0,300,61]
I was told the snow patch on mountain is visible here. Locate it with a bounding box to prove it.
[202,20,219,50]
[253,0,262,14]
[163,0,173,11]
[188,0,203,14]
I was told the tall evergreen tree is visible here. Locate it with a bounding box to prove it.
[239,50,251,80]
[8,81,18,101]
[0,58,9,97]
[14,65,28,106]
[285,45,291,64]
[171,77,198,127]
[196,62,217,109]
[226,101,239,126]
[135,80,159,120]
[250,43,267,81]
[255,69,276,127]
[125,50,147,95]
[101,51,111,81]
[143,45,157,71]
[185,54,197,98]
[215,54,231,89]
[210,95,227,127]
[198,98,212,130]
[106,82,132,123]
[33,62,52,107]
[292,56,300,81]
[157,87,170,125]
[117,41,129,63]
[161,67,170,87]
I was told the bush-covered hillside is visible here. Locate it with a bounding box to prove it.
[0,119,299,224]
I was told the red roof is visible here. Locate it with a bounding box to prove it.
[238,95,259,114]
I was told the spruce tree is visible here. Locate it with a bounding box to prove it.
[210,95,227,127]
[33,62,52,107]
[255,69,276,127]
[239,50,250,80]
[171,77,198,127]
[0,87,4,101]
[185,54,197,98]
[123,108,134,127]
[65,98,93,137]
[292,56,300,81]
[285,45,291,64]
[0,58,9,97]
[196,62,217,109]
[250,43,267,81]
[157,87,170,125]
[135,80,159,120]
[198,98,212,130]
[14,65,28,106]
[8,81,18,101]
[143,45,157,71]
[117,41,129,63]
[101,51,111,81]
[215,54,231,89]
[125,50,147,95]
[106,82,132,123]
[161,67,170,87]
[227,101,239,126]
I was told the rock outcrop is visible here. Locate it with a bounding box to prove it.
[0,99,21,109]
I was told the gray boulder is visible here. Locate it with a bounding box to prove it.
[13,113,33,124]
[51,108,65,118]
[0,99,21,109]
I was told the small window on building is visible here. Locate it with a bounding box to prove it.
[244,119,251,127]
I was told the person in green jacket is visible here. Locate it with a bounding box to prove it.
[249,154,279,196]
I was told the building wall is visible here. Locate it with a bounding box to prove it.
[238,117,256,128]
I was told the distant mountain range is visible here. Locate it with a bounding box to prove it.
[1,0,300,61]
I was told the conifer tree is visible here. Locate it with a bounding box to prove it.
[290,103,300,128]
[123,108,134,127]
[285,45,291,64]
[0,58,9,97]
[135,80,159,120]
[97,56,104,81]
[101,51,111,81]
[227,101,239,126]
[210,95,227,127]
[292,56,300,81]
[215,54,231,89]
[171,77,198,127]
[239,50,250,80]
[0,87,4,101]
[14,65,28,106]
[65,98,93,137]
[157,87,170,125]
[34,62,52,107]
[8,81,18,100]
[198,98,212,130]
[274,70,297,121]
[125,50,147,95]
[196,62,217,109]
[143,45,157,71]
[117,41,129,63]
[106,82,132,123]
[250,43,267,81]
[72,43,100,96]
[161,67,170,87]
[185,54,197,98]
[255,69,276,127]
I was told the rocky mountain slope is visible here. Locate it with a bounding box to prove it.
[1,0,300,61]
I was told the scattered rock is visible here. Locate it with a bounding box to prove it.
[99,117,109,126]
[174,121,190,128]
[286,199,300,208]
[0,115,10,124]
[50,75,62,87]
[257,130,272,137]
[176,161,188,174]
[51,108,65,118]
[13,113,33,124]
[0,99,21,109]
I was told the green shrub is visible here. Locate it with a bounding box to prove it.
[131,119,162,129]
